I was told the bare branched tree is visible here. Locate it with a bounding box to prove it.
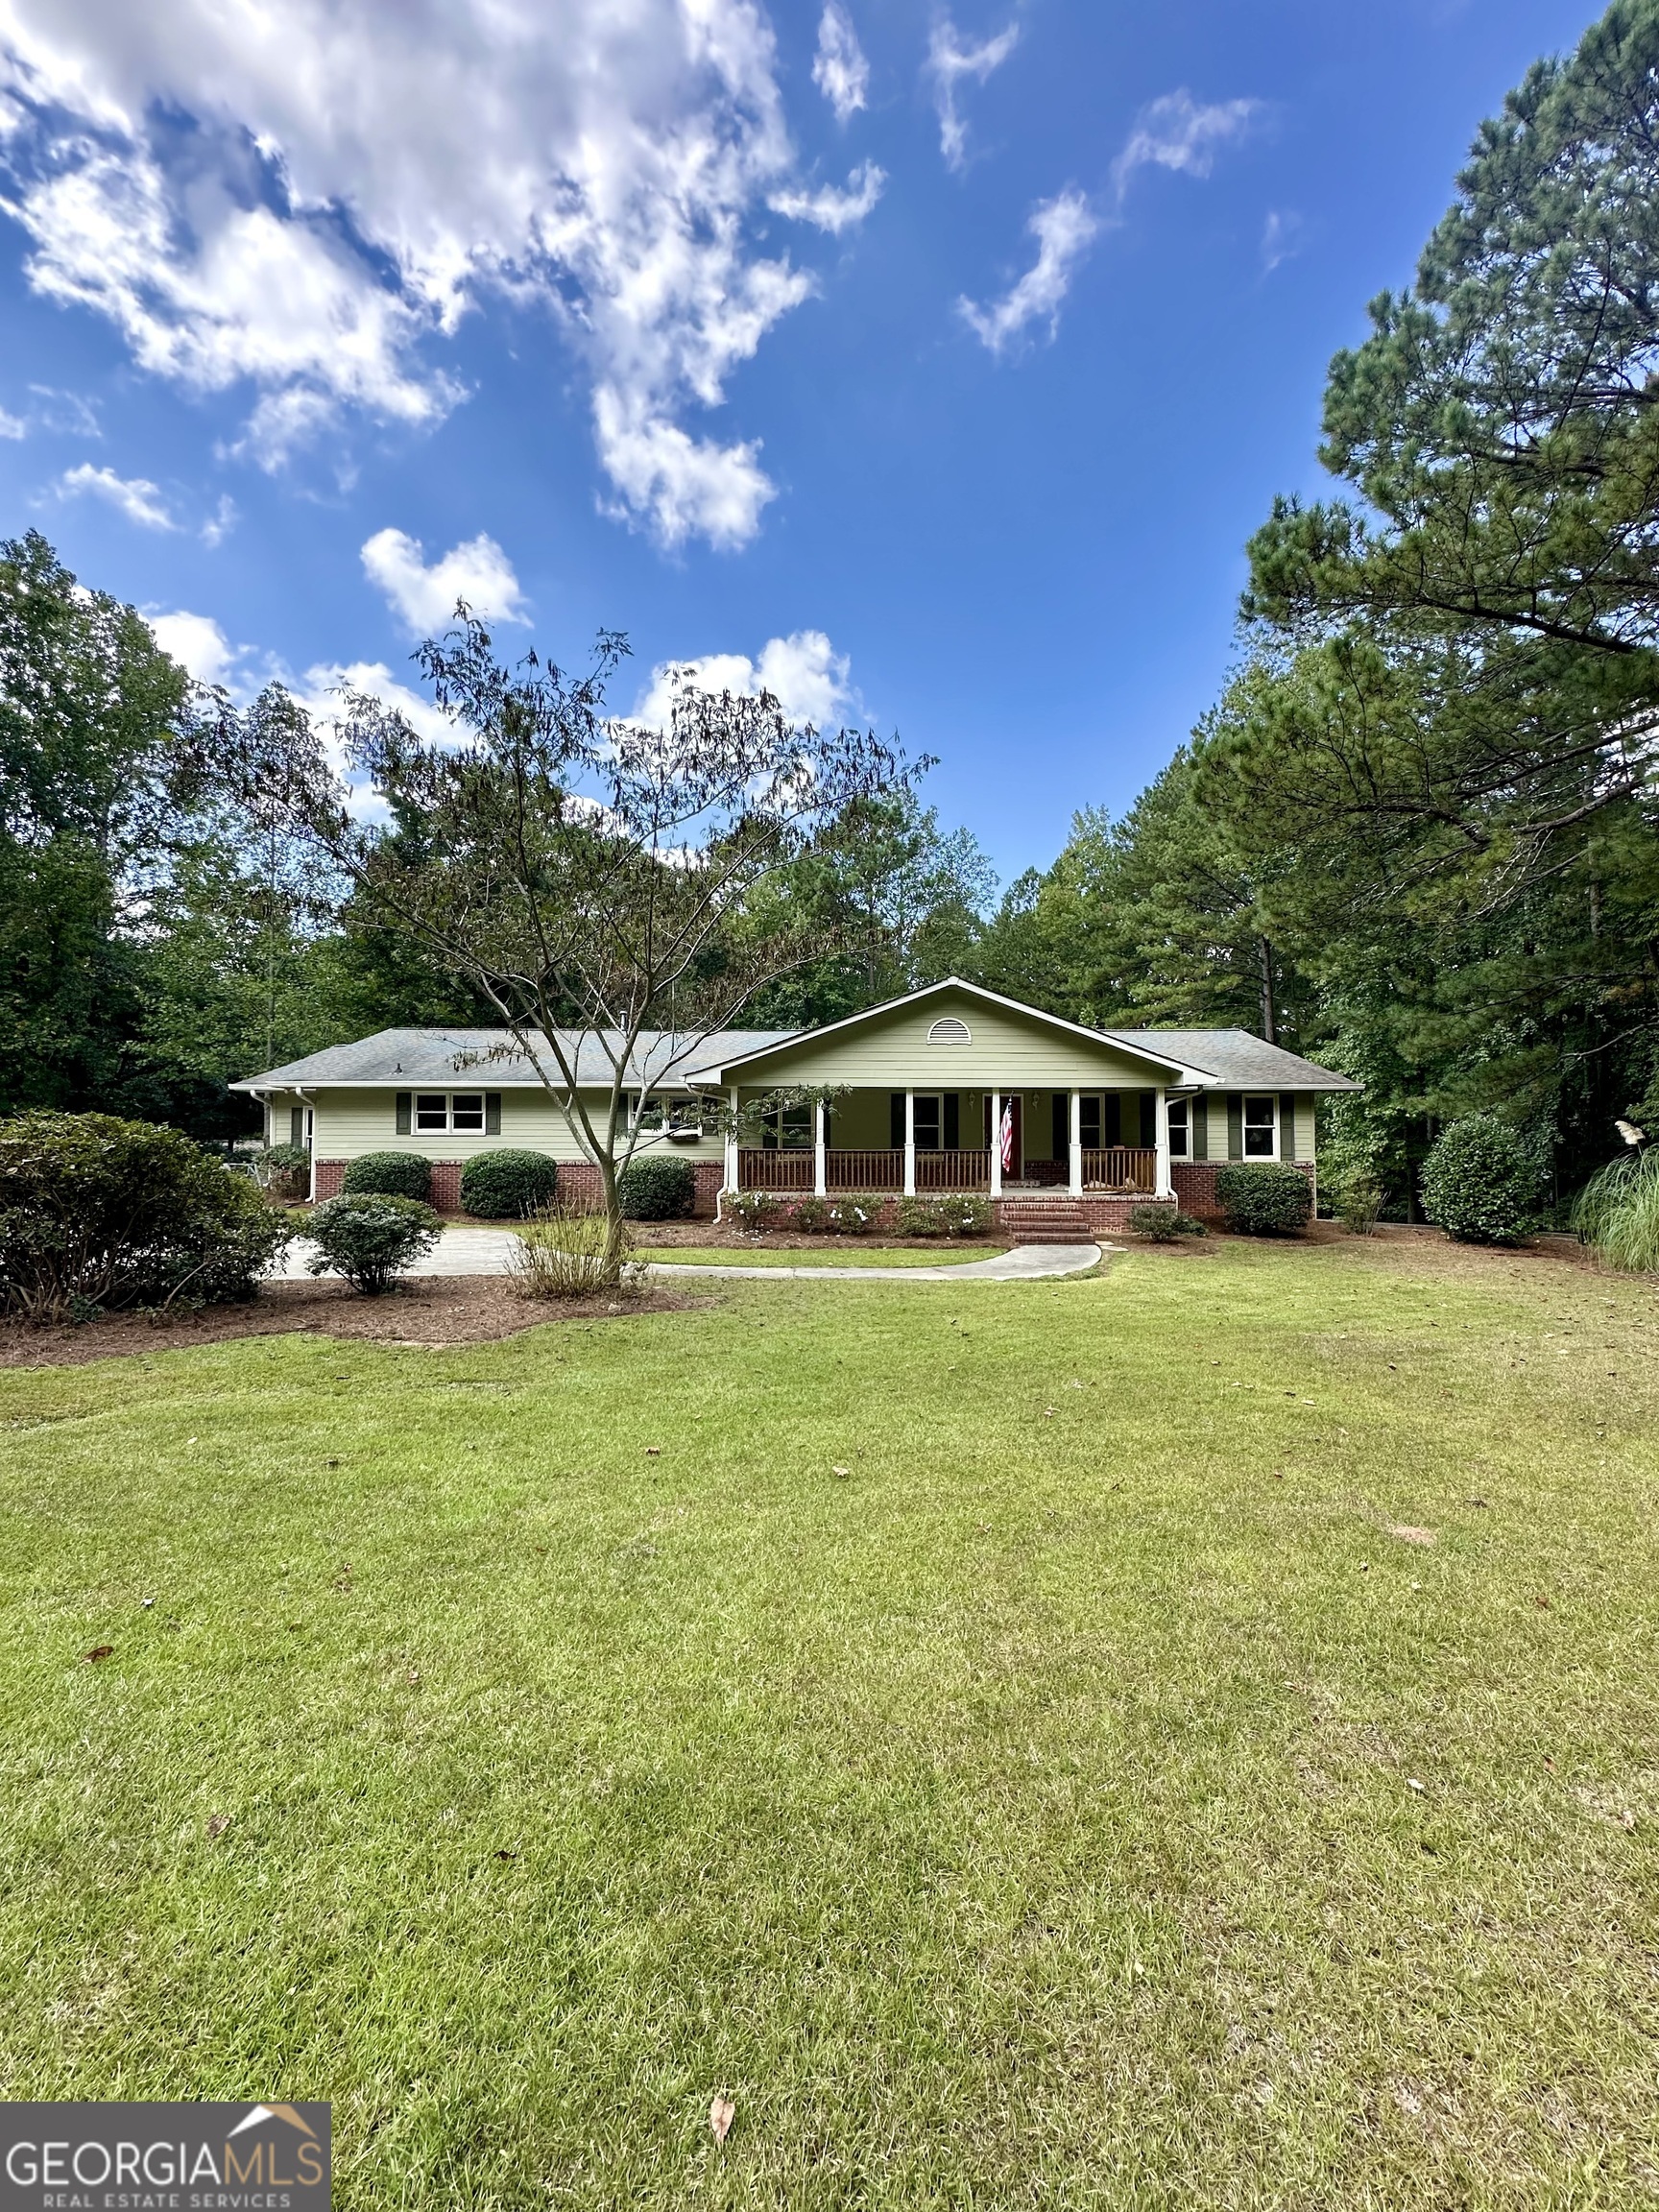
[214,614,918,1267]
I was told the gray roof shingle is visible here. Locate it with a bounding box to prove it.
[1106,1029,1360,1091]
[231,1026,794,1092]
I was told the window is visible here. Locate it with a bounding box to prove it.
[760,1103,813,1149]
[927,1017,972,1045]
[912,1094,942,1151]
[415,1093,485,1133]
[1167,1098,1190,1158]
[1243,1094,1277,1157]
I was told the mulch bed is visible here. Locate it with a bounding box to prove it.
[0,1277,696,1370]
[629,1222,1002,1252]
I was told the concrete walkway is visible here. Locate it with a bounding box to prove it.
[272,1228,1103,1283]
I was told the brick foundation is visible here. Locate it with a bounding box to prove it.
[315,1154,726,1219]
[1171,1159,1316,1221]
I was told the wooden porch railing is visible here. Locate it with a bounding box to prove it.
[737,1148,813,1191]
[1081,1146,1158,1191]
[737,1147,993,1192]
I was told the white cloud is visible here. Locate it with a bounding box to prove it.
[633,628,852,730]
[297,660,459,749]
[769,161,884,236]
[1110,88,1261,204]
[813,4,869,124]
[926,16,1020,173]
[958,189,1097,355]
[149,609,237,686]
[201,493,237,548]
[0,0,857,546]
[57,461,179,529]
[360,527,528,635]
[0,408,23,439]
[1262,208,1304,274]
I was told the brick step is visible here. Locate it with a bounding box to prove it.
[998,1196,1095,1246]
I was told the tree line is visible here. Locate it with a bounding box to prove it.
[5,0,1655,1216]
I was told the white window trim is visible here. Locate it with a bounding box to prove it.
[414,1090,488,1134]
[911,1092,945,1151]
[1167,1096,1190,1159]
[1242,1093,1278,1158]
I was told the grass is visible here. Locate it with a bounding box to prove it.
[645,1243,1008,1268]
[2,1238,1657,2207]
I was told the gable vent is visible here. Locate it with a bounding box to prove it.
[927,1017,972,1045]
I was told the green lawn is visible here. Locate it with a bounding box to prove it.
[644,1242,1008,1267]
[3,1240,1657,2207]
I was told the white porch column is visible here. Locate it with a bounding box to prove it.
[1154,1085,1174,1199]
[814,1099,828,1197]
[903,1090,916,1196]
[1069,1088,1083,1197]
[989,1090,1002,1199]
[724,1085,740,1196]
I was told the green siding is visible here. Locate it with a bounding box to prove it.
[312,1087,724,1165]
[716,988,1182,1090]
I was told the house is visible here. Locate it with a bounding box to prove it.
[232,977,1358,1233]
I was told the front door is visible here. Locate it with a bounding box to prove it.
[984,1094,1022,1179]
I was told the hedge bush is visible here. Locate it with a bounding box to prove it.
[1214,1161,1312,1236]
[894,1194,993,1238]
[1420,1115,1542,1245]
[618,1155,695,1220]
[341,1151,433,1202]
[306,1193,442,1293]
[727,1191,781,1232]
[459,1149,559,1219]
[0,1111,295,1322]
[1127,1204,1206,1241]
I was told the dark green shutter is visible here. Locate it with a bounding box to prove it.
[486,1092,502,1135]
[890,1094,905,1147]
[945,1094,960,1150]
[1140,1093,1157,1147]
[1227,1094,1243,1160]
[1192,1095,1209,1163]
[1280,1093,1297,1162]
[290,1106,304,1147]
[396,1092,412,1135]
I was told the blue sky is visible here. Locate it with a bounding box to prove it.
[0,0,1604,885]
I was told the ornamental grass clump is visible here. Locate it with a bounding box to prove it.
[340,1151,434,1202]
[459,1149,559,1219]
[306,1193,442,1294]
[0,1111,295,1323]
[1420,1116,1543,1246]
[509,1201,646,1300]
[1573,1149,1659,1273]
[1214,1162,1312,1237]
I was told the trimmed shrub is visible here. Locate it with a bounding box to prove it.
[0,1111,296,1322]
[618,1154,695,1220]
[341,1151,433,1202]
[1128,1204,1179,1241]
[305,1193,442,1294]
[1420,1115,1542,1245]
[824,1198,875,1237]
[256,1142,311,1201]
[895,1194,993,1238]
[1214,1161,1313,1237]
[727,1190,781,1233]
[791,1196,830,1234]
[459,1149,559,1219]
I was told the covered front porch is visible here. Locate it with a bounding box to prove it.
[728,1085,1174,1199]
